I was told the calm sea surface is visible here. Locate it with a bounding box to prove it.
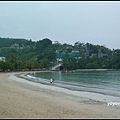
[27,70,120,97]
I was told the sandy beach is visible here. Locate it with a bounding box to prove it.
[0,71,120,118]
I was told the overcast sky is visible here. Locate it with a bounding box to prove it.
[0,1,120,49]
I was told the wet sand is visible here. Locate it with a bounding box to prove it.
[0,71,120,118]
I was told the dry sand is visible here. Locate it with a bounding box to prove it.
[0,71,120,118]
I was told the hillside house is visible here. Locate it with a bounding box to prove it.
[0,57,6,62]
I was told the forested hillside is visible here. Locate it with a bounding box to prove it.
[0,37,120,71]
[0,37,33,48]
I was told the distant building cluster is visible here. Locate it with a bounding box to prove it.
[10,43,29,49]
[56,50,81,62]
[55,41,110,63]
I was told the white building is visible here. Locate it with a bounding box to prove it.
[0,57,6,62]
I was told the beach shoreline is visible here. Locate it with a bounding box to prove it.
[0,71,120,118]
[75,68,120,71]
[16,71,120,103]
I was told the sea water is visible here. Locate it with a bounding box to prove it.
[26,70,120,97]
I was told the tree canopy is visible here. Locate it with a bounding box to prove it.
[0,37,120,72]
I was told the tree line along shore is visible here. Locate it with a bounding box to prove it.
[0,37,120,72]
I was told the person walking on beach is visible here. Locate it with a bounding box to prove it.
[50,78,53,84]
[50,78,54,85]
